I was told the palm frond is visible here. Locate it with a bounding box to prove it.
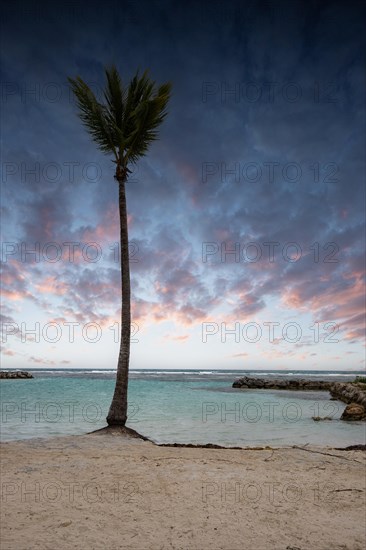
[124,75,172,164]
[104,66,125,149]
[68,76,118,158]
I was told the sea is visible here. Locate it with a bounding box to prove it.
[1,369,365,447]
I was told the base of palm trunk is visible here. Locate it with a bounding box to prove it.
[106,415,127,427]
[89,425,150,440]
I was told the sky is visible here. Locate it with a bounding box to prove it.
[0,0,365,371]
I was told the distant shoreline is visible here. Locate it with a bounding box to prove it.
[2,367,364,373]
[1,368,363,383]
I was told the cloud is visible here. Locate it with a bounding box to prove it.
[1,0,364,368]
[164,334,189,342]
[29,356,56,365]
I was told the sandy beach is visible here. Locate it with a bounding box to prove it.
[1,430,365,550]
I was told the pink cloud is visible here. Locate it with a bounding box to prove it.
[281,271,365,343]
[36,276,68,295]
[29,356,56,365]
[2,348,17,356]
[80,204,122,244]
[164,334,189,342]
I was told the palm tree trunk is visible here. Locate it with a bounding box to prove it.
[106,178,131,426]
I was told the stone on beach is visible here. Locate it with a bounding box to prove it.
[341,403,366,421]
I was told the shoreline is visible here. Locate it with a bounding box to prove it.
[1,431,365,550]
[2,427,366,451]
[91,423,366,451]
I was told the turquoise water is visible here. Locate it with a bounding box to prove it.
[1,372,365,446]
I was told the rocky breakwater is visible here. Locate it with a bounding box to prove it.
[233,377,366,421]
[232,376,332,391]
[0,371,33,379]
[329,382,366,421]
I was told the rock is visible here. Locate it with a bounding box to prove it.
[337,444,366,451]
[340,403,366,421]
[312,416,333,421]
[232,377,366,418]
[329,383,366,410]
[232,376,332,391]
[59,520,72,527]
[0,371,33,379]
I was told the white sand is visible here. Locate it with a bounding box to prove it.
[1,431,365,550]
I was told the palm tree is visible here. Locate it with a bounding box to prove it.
[68,66,171,427]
